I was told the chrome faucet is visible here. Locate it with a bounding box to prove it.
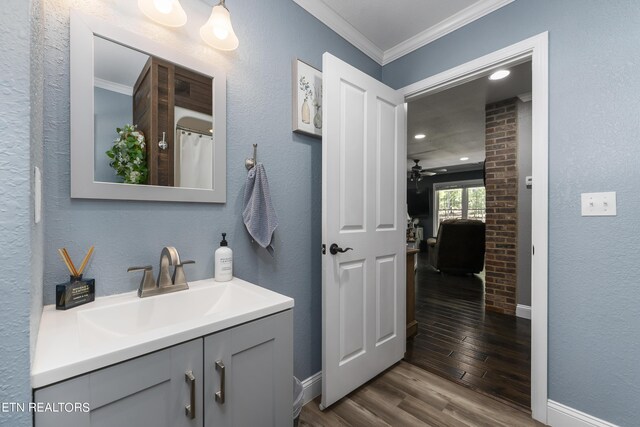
[128,246,195,298]
[158,246,180,288]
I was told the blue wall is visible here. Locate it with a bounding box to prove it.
[94,87,132,183]
[384,0,640,424]
[42,0,380,385]
[0,3,32,425]
[0,1,43,425]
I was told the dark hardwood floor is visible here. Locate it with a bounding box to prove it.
[404,253,531,411]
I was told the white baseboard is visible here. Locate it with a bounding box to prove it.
[301,371,322,406]
[516,304,531,319]
[548,400,619,427]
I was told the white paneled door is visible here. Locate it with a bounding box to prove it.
[321,53,406,409]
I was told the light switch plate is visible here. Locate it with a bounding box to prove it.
[581,192,616,216]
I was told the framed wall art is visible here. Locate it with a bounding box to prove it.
[292,59,322,139]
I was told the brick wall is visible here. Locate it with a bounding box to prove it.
[484,98,518,315]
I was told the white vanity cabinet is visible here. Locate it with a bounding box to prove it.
[204,309,293,426]
[34,310,293,427]
[34,338,204,427]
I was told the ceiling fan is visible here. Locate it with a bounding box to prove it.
[408,160,437,193]
[408,159,436,182]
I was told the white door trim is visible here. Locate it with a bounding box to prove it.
[398,32,549,424]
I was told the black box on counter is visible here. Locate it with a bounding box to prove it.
[56,275,95,310]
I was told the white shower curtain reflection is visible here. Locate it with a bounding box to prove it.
[177,131,213,189]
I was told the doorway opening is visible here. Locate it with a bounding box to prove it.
[401,32,548,422]
[405,58,533,411]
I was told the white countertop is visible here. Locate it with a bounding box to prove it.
[31,277,294,389]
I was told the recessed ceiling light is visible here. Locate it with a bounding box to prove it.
[414,134,426,140]
[489,69,510,80]
[460,157,469,161]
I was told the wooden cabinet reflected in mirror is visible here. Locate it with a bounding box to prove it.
[132,58,213,187]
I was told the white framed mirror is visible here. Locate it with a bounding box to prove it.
[70,10,226,203]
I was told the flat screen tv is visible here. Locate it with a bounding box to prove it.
[407,187,429,217]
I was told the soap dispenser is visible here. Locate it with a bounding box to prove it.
[215,233,233,282]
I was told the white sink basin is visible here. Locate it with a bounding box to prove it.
[78,282,263,339]
[32,277,294,388]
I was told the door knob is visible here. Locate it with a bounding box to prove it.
[329,244,353,255]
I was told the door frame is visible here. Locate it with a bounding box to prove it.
[398,32,549,424]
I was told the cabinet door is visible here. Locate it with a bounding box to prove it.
[204,310,293,427]
[35,339,203,427]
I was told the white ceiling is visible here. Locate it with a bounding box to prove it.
[94,36,149,95]
[292,0,513,65]
[407,61,532,172]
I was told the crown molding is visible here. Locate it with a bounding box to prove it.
[292,0,384,64]
[382,0,514,65]
[294,0,513,66]
[94,78,133,96]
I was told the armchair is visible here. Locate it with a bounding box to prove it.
[427,219,486,274]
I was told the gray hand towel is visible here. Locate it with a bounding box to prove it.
[243,163,278,255]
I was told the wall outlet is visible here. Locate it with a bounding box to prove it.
[581,192,616,216]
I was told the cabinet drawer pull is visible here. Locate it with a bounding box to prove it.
[185,370,196,420]
[215,360,225,404]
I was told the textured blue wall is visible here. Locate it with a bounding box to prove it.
[42,0,380,383]
[0,1,42,425]
[30,0,45,365]
[383,1,640,424]
[94,87,131,183]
